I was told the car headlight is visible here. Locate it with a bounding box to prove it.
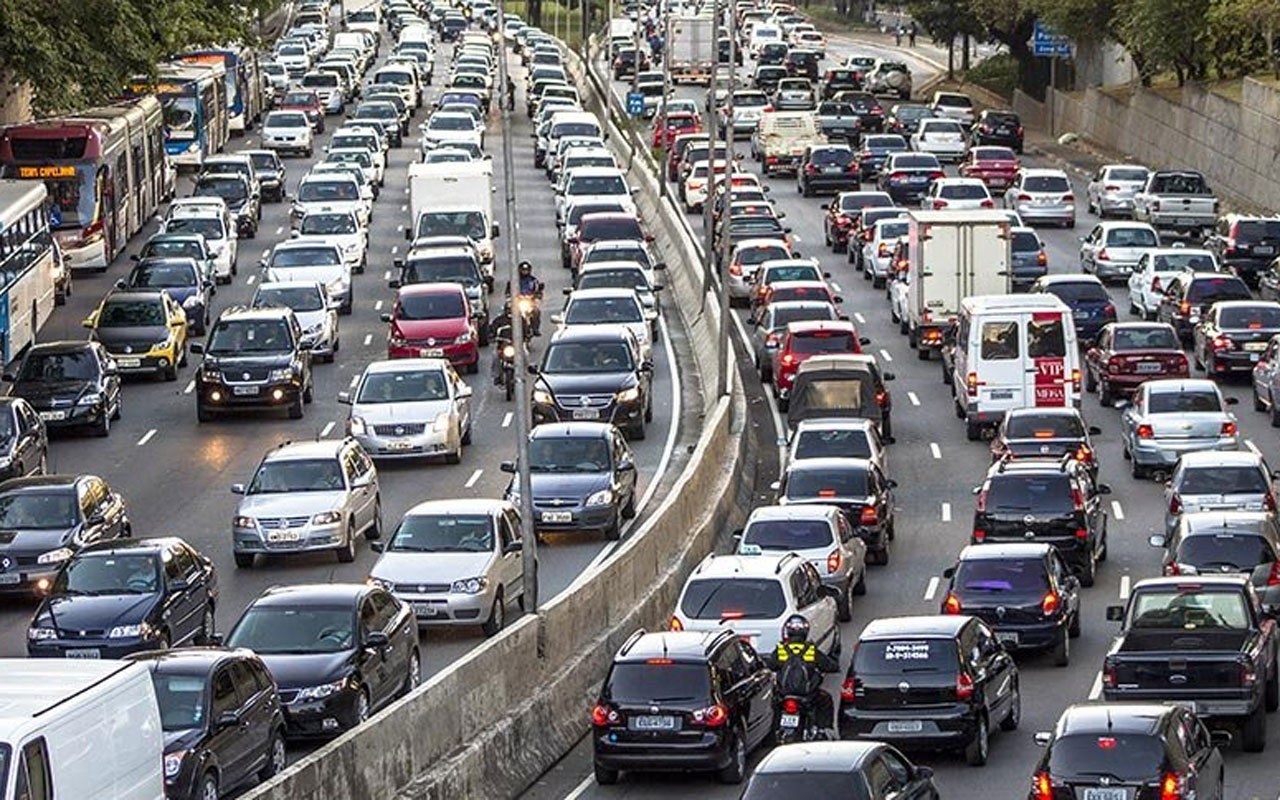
[269,367,294,382]
[77,393,102,406]
[616,387,640,403]
[164,751,187,779]
[455,331,472,344]
[367,576,394,591]
[432,413,451,432]
[532,389,552,405]
[295,677,350,702]
[450,576,488,594]
[36,547,73,566]
[201,367,221,382]
[27,626,56,641]
[312,510,343,526]
[586,488,614,507]
[326,278,347,296]
[233,515,257,529]
[153,337,172,351]
[182,295,201,310]
[108,623,150,639]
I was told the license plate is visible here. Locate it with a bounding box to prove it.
[571,408,599,420]
[1074,311,1089,319]
[66,649,100,659]
[887,720,923,733]
[387,441,414,450]
[116,357,142,368]
[38,411,66,421]
[1035,196,1054,204]
[632,715,677,731]
[779,713,800,728]
[990,178,1008,186]
[541,511,573,523]
[1136,362,1163,373]
[233,385,259,396]
[266,530,302,543]
[1082,789,1127,800]
[1175,217,1199,226]
[909,176,927,184]
[412,603,440,617]
[420,348,445,357]
[1256,246,1275,255]
[0,573,19,585]
[1245,342,1268,351]
[822,166,843,173]
[990,389,1014,400]
[996,631,1020,645]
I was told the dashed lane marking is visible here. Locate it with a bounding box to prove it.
[502,412,513,427]
[136,429,156,447]
[246,275,256,285]
[1120,574,1131,601]
[879,348,893,362]
[854,312,866,324]
[320,421,335,438]
[465,469,483,488]
[183,380,195,395]
[924,576,939,601]
[930,442,941,459]
[363,333,373,346]
[908,391,920,406]
[374,300,384,311]
[1088,672,1103,700]
[349,374,359,388]
[1111,500,1124,520]
[941,502,951,522]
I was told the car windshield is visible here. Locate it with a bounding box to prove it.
[194,180,247,202]
[954,558,1049,595]
[786,466,868,498]
[568,175,627,195]
[529,436,610,472]
[210,313,294,351]
[811,149,853,166]
[357,369,449,403]
[1113,327,1179,350]
[1219,306,1280,329]
[1048,734,1166,782]
[742,519,832,551]
[398,292,466,320]
[1130,590,1249,628]
[300,213,358,235]
[680,577,787,620]
[1046,282,1109,304]
[566,297,642,324]
[1023,175,1070,193]
[1005,415,1084,439]
[98,299,165,327]
[544,341,633,373]
[254,286,325,313]
[249,458,344,493]
[1178,533,1272,571]
[53,553,159,595]
[986,474,1074,513]
[225,606,355,654]
[793,429,872,459]
[0,491,76,529]
[1148,390,1222,414]
[389,514,493,552]
[271,247,342,268]
[18,350,98,382]
[299,182,359,202]
[854,638,957,674]
[166,216,225,239]
[1105,227,1158,247]
[143,240,202,260]
[1188,278,1251,304]
[606,662,711,704]
[133,262,196,288]
[790,330,856,354]
[151,673,207,732]
[1178,466,1268,494]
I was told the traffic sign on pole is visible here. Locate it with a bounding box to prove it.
[626,91,645,116]
[1032,20,1072,58]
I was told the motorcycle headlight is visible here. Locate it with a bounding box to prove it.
[450,576,488,594]
[295,677,350,702]
[585,488,614,507]
[164,751,187,779]
[312,510,343,526]
[502,344,516,358]
[532,389,552,405]
[108,623,149,639]
[233,516,257,529]
[269,367,294,382]
[517,297,534,313]
[36,547,73,566]
[432,413,451,432]
[182,295,201,309]
[616,387,640,403]
[27,626,56,642]
[77,393,102,406]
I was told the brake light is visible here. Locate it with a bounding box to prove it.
[1103,303,1116,319]
[967,371,979,397]
[1179,300,1192,316]
[729,262,742,276]
[692,703,729,727]
[669,616,683,631]
[1222,421,1238,436]
[1071,487,1086,511]
[1267,492,1278,514]
[1037,252,1048,266]
[929,171,946,180]
[592,703,621,726]
[973,528,986,542]
[1160,772,1183,800]
[826,548,841,573]
[1104,185,1120,191]
[1016,126,1025,136]
[1032,772,1053,800]
[975,488,987,512]
[1136,424,1154,439]
[1152,276,1162,292]
[1042,591,1060,616]
[1074,528,1089,541]
[840,675,860,702]
[1018,193,1032,201]
[1212,335,1234,351]
[859,506,878,526]
[1268,560,1280,585]
[878,242,891,257]
[1072,368,1081,392]
[1103,658,1118,687]
[1062,194,1074,203]
[781,697,800,714]
[1097,248,1110,261]
[888,171,907,181]
[1107,356,1121,374]
[942,592,961,614]
[875,390,888,407]
[980,199,994,208]
[1075,445,1092,463]
[781,353,796,366]
[1169,493,1182,515]
[1098,736,1117,749]
[955,672,974,701]
[932,199,948,209]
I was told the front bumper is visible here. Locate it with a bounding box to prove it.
[389,586,495,626]
[352,427,453,459]
[233,522,346,556]
[839,705,978,749]
[32,402,108,429]
[532,397,643,429]
[197,377,303,412]
[281,687,360,737]
[0,562,59,595]
[263,137,312,155]
[530,501,619,535]
[28,633,164,660]
[104,348,177,376]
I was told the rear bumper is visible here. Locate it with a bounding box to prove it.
[839,706,977,748]
[593,730,732,772]
[1130,436,1240,468]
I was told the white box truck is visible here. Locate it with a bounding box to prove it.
[406,160,499,286]
[669,14,715,84]
[0,660,164,799]
[905,209,1013,358]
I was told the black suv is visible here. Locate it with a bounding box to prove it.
[245,149,287,203]
[839,615,1020,766]
[834,91,886,133]
[1029,703,1227,800]
[191,307,313,422]
[972,457,1112,586]
[775,457,897,565]
[1208,214,1280,287]
[941,543,1081,666]
[1157,271,1252,342]
[591,629,775,786]
[4,341,122,437]
[988,407,1101,480]
[530,328,652,439]
[820,68,863,100]
[192,174,260,239]
[130,647,286,800]
[970,109,1024,152]
[784,49,821,80]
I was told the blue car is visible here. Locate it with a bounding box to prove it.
[1031,275,1116,343]
[118,257,214,335]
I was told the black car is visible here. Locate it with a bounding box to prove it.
[941,543,1081,665]
[1149,510,1280,584]
[27,537,217,658]
[591,629,775,785]
[757,42,789,67]
[1156,271,1253,342]
[839,615,1020,766]
[501,422,637,541]
[1029,703,1228,800]
[742,741,938,799]
[221,583,420,738]
[784,49,821,80]
[245,149,287,203]
[753,65,788,95]
[820,69,863,100]
[716,36,743,64]
[611,47,649,78]
[1208,215,1280,287]
[0,397,46,481]
[775,457,896,565]
[970,109,1024,152]
[876,152,944,204]
[832,91,885,133]
[1192,300,1280,375]
[130,648,286,800]
[5,341,121,437]
[530,327,652,439]
[0,474,129,595]
[119,257,213,336]
[854,134,909,181]
[798,145,860,196]
[972,457,1112,586]
[191,307,314,422]
[885,103,932,136]
[192,174,259,238]
[988,407,1101,480]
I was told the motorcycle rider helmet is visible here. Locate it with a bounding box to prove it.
[518,260,533,275]
[781,614,810,645]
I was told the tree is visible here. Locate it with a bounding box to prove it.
[1117,0,1211,85]
[968,0,1043,95]
[907,0,986,78]
[1208,0,1280,77]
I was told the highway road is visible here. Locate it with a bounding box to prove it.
[0,26,695,766]
[521,31,1280,800]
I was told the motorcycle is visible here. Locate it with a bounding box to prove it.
[497,337,517,401]
[774,693,834,745]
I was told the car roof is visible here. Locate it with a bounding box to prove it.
[785,456,872,473]
[1004,406,1083,420]
[78,537,186,556]
[568,287,641,301]
[860,615,969,639]
[218,306,294,322]
[957,542,1053,561]
[1180,511,1275,535]
[127,647,257,673]
[787,319,855,334]
[361,358,451,377]
[1019,167,1069,178]
[755,741,881,773]
[528,421,613,439]
[1057,703,1170,736]
[262,439,348,461]
[1210,300,1280,310]
[254,583,369,606]
[614,630,728,663]
[1177,450,1264,467]
[1143,378,1220,393]
[1038,274,1104,287]
[1096,220,1157,231]
[402,498,513,517]
[794,417,877,433]
[692,552,800,579]
[548,326,636,345]
[397,282,467,297]
[0,474,83,493]
[747,504,842,523]
[1131,574,1250,590]
[24,341,96,356]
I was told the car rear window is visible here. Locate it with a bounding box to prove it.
[744,774,870,799]
[1147,390,1222,414]
[954,558,1050,594]
[680,578,787,620]
[1177,466,1269,494]
[1218,305,1280,329]
[1188,277,1250,304]
[863,136,907,151]
[743,520,834,551]
[811,149,854,166]
[1113,327,1178,350]
[1023,175,1070,193]
[793,428,872,459]
[840,194,894,212]
[1233,220,1280,242]
[1105,227,1159,248]
[580,217,643,241]
[877,222,908,239]
[1045,282,1109,304]
[1005,414,1084,439]
[1177,533,1273,571]
[1109,168,1149,182]
[985,474,1075,514]
[1011,231,1040,252]
[893,154,939,169]
[606,662,711,704]
[940,183,988,199]
[1048,735,1167,782]
[790,330,856,354]
[786,466,868,498]
[854,638,957,674]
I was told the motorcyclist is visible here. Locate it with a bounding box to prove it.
[764,615,838,736]
[506,260,543,336]
[489,300,515,386]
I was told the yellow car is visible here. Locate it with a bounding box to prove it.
[83,289,189,381]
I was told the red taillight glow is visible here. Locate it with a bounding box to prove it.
[1103,658,1117,687]
[932,199,948,209]
[1076,445,1093,463]
[781,697,800,714]
[1033,772,1053,800]
[1037,252,1048,266]
[592,703,621,726]
[1097,248,1110,261]
[1136,424,1154,439]
[729,262,742,276]
[840,675,858,702]
[1041,591,1060,616]
[827,548,841,573]
[1074,528,1089,541]
[1160,772,1182,800]
[975,488,988,513]
[1267,561,1280,585]
[967,371,979,397]
[692,704,729,727]
[980,199,994,208]
[1152,276,1162,292]
[1097,736,1117,749]
[860,506,878,525]
[942,592,961,614]
[1222,421,1238,436]
[955,672,974,701]
[1071,487,1086,510]
[720,610,745,620]
[1169,493,1182,515]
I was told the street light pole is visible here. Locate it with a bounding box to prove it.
[659,12,673,201]
[702,3,720,299]
[716,2,735,399]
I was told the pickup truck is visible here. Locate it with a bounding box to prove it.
[750,111,827,176]
[1103,575,1280,752]
[1132,170,1220,238]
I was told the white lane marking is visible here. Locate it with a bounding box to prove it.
[854,312,866,324]
[363,333,373,346]
[1111,500,1125,520]
[136,429,156,447]
[384,270,392,281]
[1088,672,1103,700]
[401,204,408,213]
[246,274,256,285]
[502,411,513,427]
[563,774,595,800]
[465,469,483,488]
[391,245,399,255]
[349,374,360,388]
[924,576,939,601]
[320,421,336,438]
[183,380,195,395]
[260,248,269,260]
[1120,574,1132,600]
[275,226,284,235]
[831,282,842,293]
[930,442,941,459]
[1246,439,1261,457]
[374,300,384,311]
[941,502,951,522]
[908,391,920,406]
[879,348,893,362]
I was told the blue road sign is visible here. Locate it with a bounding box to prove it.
[626,91,645,116]
[1032,20,1072,58]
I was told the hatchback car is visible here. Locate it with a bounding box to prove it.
[84,290,189,382]
[261,110,316,157]
[1085,163,1150,218]
[752,301,841,382]
[1084,322,1189,405]
[0,398,46,482]
[876,152,945,204]
[1079,221,1161,283]
[1029,275,1115,343]
[5,341,121,437]
[774,457,896,565]
[1150,510,1280,584]
[530,327,652,439]
[854,134,909,181]
[988,407,1101,478]
[970,109,1023,151]
[772,320,868,403]
[1005,169,1075,228]
[1121,378,1241,480]
[231,438,381,567]
[382,283,479,373]
[742,741,938,799]
[1162,450,1277,536]
[839,614,1019,766]
[797,145,860,196]
[369,499,525,636]
[823,190,895,253]
[251,280,339,362]
[1193,300,1280,376]
[222,584,419,738]
[27,537,217,658]
[920,177,994,211]
[789,417,890,473]
[339,358,473,463]
[910,118,968,163]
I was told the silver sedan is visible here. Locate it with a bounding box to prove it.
[1121,379,1241,481]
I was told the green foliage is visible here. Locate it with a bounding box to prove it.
[1117,0,1212,84]
[906,0,984,44]
[964,52,1019,97]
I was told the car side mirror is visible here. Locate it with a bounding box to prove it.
[114,279,127,290]
[230,483,246,495]
[0,373,11,383]
[1097,483,1113,495]
[858,336,870,346]
[370,540,385,552]
[820,203,829,210]
[216,710,241,730]
[1033,731,1052,747]
[1148,533,1167,548]
[550,313,564,324]
[380,313,393,323]
[1088,425,1102,435]
[337,392,352,405]
[364,630,390,649]
[618,459,635,472]
[1105,604,1125,622]
[81,318,94,329]
[1210,730,1233,749]
[500,460,517,473]
[1225,397,1240,406]
[503,540,522,555]
[457,385,473,399]
[527,364,539,375]
[769,480,781,492]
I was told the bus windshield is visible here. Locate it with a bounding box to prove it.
[162,96,199,140]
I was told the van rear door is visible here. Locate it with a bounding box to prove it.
[972,314,1028,412]
[1023,310,1074,407]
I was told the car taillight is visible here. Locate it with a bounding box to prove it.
[1103,657,1118,687]
[826,548,841,573]
[835,214,851,227]
[1074,528,1089,541]
[781,353,796,366]
[1212,335,1234,351]
[973,528,986,542]
[878,242,891,256]
[967,371,979,397]
[1267,493,1278,514]
[1018,193,1032,201]
[980,199,994,208]
[975,488,987,512]
[841,675,861,702]
[929,171,946,180]
[888,171,907,181]
[1104,184,1121,191]
[1071,486,1085,508]
[1097,247,1110,261]
[82,220,105,246]
[932,199,948,209]
[1075,445,1092,463]
[876,390,888,407]
[805,164,817,174]
[1107,356,1122,374]
[729,262,742,276]
[860,506,878,525]
[1016,126,1025,136]
[1041,591,1060,616]
[1169,493,1182,515]
[1062,193,1074,203]
[781,697,800,714]
[692,703,729,727]
[955,672,974,701]
[1222,421,1238,436]
[1267,560,1280,585]
[1036,251,1048,266]
[1240,657,1259,686]
[592,703,621,727]
[942,592,961,614]
[1179,300,1191,316]
[1032,771,1053,800]
[1151,276,1162,292]
[1136,424,1154,439]
[1103,303,1116,319]
[1072,368,1081,392]
[1160,772,1184,800]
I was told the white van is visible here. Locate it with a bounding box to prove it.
[949,294,1081,441]
[0,660,163,799]
[749,24,784,56]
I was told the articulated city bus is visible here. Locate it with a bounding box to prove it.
[176,47,266,134]
[0,181,58,364]
[126,62,229,167]
[0,96,171,271]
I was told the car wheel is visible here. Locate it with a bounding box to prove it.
[1098,382,1115,408]
[259,730,287,782]
[593,763,620,786]
[367,500,382,541]
[1242,702,1267,752]
[400,649,421,697]
[94,410,111,437]
[621,492,636,519]
[836,579,853,622]
[717,727,747,784]
[481,589,505,637]
[198,603,216,645]
[1000,680,1021,731]
[1131,454,1148,480]
[199,771,218,800]
[163,362,178,382]
[1084,367,1097,393]
[1068,609,1082,638]
[348,686,371,729]
[1052,626,1071,667]
[1255,385,1267,412]
[965,420,982,442]
[336,528,356,563]
[303,380,313,403]
[964,713,989,766]
[288,392,304,419]
[1266,659,1279,712]
[1079,551,1097,588]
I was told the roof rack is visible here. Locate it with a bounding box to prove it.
[619,628,646,656]
[774,551,802,575]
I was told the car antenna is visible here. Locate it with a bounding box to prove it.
[1106,709,1113,732]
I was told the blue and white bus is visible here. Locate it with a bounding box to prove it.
[176,47,266,134]
[0,180,57,364]
[126,62,229,167]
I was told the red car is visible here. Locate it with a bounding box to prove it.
[772,319,868,402]
[652,112,702,149]
[382,283,479,372]
[958,146,1020,193]
[278,89,325,133]
[1084,322,1189,405]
